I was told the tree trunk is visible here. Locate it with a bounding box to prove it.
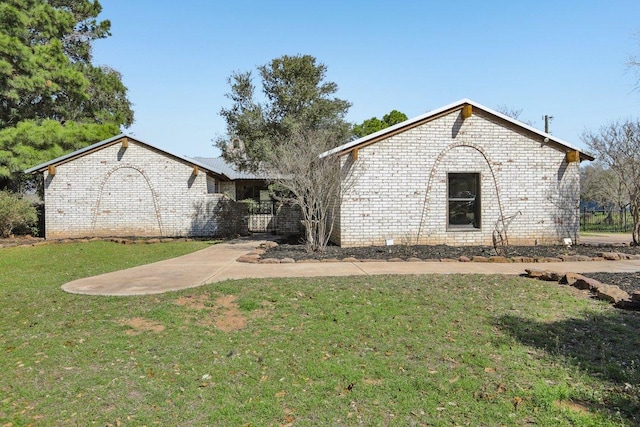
[631,200,640,246]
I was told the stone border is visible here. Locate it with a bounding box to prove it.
[525,268,640,311]
[237,242,640,265]
[0,236,199,249]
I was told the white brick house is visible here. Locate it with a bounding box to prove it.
[25,135,268,239]
[323,99,593,248]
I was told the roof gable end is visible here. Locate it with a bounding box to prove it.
[322,99,594,161]
[24,134,231,179]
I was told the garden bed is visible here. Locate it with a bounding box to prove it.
[263,241,640,294]
[264,241,640,262]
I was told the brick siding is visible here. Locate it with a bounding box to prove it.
[43,141,249,239]
[334,109,580,247]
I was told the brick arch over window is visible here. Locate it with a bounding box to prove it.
[417,141,505,240]
[91,164,164,237]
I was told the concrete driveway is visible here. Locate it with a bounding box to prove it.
[580,232,633,245]
[62,236,640,296]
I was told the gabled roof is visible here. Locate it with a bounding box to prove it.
[321,98,594,161]
[190,157,264,180]
[23,134,249,180]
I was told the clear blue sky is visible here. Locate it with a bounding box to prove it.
[92,0,640,158]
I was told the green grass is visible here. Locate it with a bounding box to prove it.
[2,242,640,425]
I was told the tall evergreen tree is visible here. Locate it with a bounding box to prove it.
[0,0,133,189]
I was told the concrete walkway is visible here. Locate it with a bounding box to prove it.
[579,232,632,245]
[62,237,640,296]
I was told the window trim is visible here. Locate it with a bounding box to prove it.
[447,172,481,231]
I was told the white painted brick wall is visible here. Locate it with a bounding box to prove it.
[335,110,580,247]
[43,141,233,239]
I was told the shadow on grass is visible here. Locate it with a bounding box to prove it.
[497,311,640,423]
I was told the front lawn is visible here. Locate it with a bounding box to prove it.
[1,241,639,426]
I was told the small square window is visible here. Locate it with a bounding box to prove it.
[448,173,480,229]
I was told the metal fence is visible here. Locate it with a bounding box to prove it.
[580,207,632,232]
[247,201,276,233]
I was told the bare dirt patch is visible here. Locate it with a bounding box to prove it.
[119,317,165,335]
[0,235,44,248]
[213,295,247,332]
[174,293,210,310]
[554,399,591,414]
[174,293,248,332]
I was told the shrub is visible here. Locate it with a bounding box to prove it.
[0,191,38,238]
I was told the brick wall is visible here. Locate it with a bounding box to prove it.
[275,203,303,234]
[336,109,581,247]
[43,140,248,239]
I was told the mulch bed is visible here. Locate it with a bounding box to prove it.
[579,272,640,295]
[264,242,640,261]
[264,241,640,294]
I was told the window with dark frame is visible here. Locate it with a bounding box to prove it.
[447,173,480,229]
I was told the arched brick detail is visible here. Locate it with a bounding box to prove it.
[91,164,164,236]
[417,141,504,241]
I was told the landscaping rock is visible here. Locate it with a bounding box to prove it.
[321,258,340,263]
[489,256,510,263]
[297,259,320,263]
[619,253,640,260]
[525,268,545,278]
[262,241,640,263]
[600,252,620,260]
[595,284,630,304]
[572,276,603,291]
[472,256,488,262]
[237,255,260,263]
[440,258,458,262]
[406,257,423,262]
[260,241,279,249]
[341,257,360,262]
[544,271,563,281]
[526,269,561,281]
[258,258,281,264]
[561,272,585,285]
[559,255,592,262]
[459,256,471,262]
[614,299,640,310]
[279,258,296,264]
[388,258,405,262]
[510,256,535,263]
[632,291,640,302]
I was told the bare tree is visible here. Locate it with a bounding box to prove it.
[495,104,535,127]
[582,120,640,244]
[628,33,640,90]
[580,163,628,211]
[263,128,352,252]
[495,105,523,120]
